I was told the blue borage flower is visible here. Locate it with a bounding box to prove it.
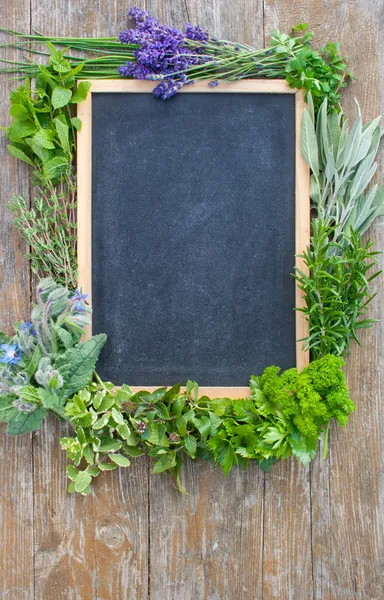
[71,290,88,312]
[12,399,36,413]
[19,321,36,336]
[208,80,219,87]
[119,7,211,99]
[0,343,22,365]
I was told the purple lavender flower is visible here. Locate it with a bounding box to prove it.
[208,80,219,87]
[119,7,210,99]
[185,23,209,43]
[0,344,22,365]
[153,77,184,100]
[265,49,273,55]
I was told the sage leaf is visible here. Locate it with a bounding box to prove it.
[301,109,319,177]
[349,152,377,200]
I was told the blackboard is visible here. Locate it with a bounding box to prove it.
[77,80,309,392]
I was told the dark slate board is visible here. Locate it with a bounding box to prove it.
[91,92,296,386]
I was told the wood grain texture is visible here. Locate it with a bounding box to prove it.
[0,1,383,599]
[0,2,33,600]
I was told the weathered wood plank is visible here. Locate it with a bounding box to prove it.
[0,2,33,599]
[33,416,149,599]
[149,459,264,600]
[29,3,149,598]
[262,460,313,600]
[264,2,384,598]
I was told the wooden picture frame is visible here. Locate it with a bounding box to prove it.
[77,79,310,398]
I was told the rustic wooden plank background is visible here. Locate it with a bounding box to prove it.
[0,0,383,598]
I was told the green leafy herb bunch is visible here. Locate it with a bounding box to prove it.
[295,219,381,359]
[0,278,106,436]
[4,43,92,288]
[61,354,354,495]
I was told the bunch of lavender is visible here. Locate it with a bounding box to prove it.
[118,7,211,99]
[0,278,106,436]
[119,10,350,109]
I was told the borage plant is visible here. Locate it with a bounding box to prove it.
[0,279,105,435]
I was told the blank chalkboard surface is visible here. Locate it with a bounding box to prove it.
[77,80,309,392]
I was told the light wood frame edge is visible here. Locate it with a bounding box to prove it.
[77,80,310,399]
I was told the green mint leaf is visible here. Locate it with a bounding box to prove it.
[7,119,37,141]
[53,116,70,153]
[163,383,181,404]
[9,104,30,119]
[7,145,34,166]
[70,81,91,104]
[183,435,197,457]
[152,451,177,474]
[256,457,276,473]
[32,128,56,149]
[193,415,211,441]
[43,155,69,181]
[70,117,82,131]
[52,86,72,110]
